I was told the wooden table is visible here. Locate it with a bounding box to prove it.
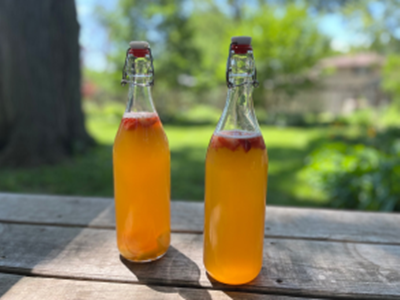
[0,193,399,299]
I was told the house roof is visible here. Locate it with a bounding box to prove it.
[320,53,385,69]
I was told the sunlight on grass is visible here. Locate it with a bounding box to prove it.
[84,107,353,205]
[0,103,364,207]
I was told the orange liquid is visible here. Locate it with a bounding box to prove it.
[113,112,170,262]
[204,130,268,284]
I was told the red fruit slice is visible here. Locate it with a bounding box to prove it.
[249,136,266,150]
[240,139,252,153]
[210,136,223,149]
[217,136,240,151]
[139,116,159,128]
[122,118,138,130]
[259,138,266,150]
[210,133,266,152]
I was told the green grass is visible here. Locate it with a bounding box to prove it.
[0,102,365,207]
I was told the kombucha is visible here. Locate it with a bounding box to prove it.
[113,112,170,262]
[204,130,268,284]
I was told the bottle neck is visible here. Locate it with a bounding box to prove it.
[126,83,155,113]
[124,56,156,113]
[215,53,259,134]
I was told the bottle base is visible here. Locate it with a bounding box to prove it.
[206,270,259,285]
[120,249,168,263]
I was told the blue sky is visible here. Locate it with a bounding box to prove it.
[75,0,365,71]
[76,0,114,71]
[318,14,369,52]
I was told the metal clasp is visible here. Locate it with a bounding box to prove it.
[121,46,155,87]
[226,42,259,88]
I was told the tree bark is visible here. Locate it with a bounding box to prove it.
[0,0,94,167]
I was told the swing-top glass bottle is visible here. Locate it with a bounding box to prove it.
[113,41,170,262]
[203,36,268,284]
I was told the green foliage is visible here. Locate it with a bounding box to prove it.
[2,101,363,206]
[330,0,400,54]
[96,0,201,89]
[92,0,330,112]
[380,102,400,127]
[83,69,126,103]
[302,129,400,211]
[0,146,114,197]
[382,54,400,103]
[168,105,221,125]
[333,109,376,127]
[191,3,330,89]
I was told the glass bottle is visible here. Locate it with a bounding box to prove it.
[113,41,170,262]
[203,36,268,284]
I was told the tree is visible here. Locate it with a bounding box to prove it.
[382,54,400,104]
[95,0,330,111]
[0,0,94,167]
[96,0,201,89]
[302,0,400,54]
[324,0,400,54]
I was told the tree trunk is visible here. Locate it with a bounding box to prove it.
[0,0,94,167]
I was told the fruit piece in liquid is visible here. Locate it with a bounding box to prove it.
[204,130,268,284]
[113,112,170,262]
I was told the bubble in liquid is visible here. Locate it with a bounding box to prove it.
[123,111,158,119]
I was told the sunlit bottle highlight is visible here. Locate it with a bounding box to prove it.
[113,41,170,262]
[203,36,268,284]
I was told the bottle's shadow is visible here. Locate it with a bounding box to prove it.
[120,246,212,300]
[206,271,268,300]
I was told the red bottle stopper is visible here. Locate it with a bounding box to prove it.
[231,36,252,54]
[129,41,150,57]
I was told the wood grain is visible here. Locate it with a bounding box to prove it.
[0,223,399,299]
[1,193,400,245]
[0,273,319,300]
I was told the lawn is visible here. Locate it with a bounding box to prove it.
[0,103,364,207]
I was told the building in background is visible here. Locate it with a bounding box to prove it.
[266,53,388,116]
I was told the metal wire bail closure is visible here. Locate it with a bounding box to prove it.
[226,42,259,89]
[121,46,155,87]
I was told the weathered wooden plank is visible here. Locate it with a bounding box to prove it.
[0,193,115,228]
[1,193,400,245]
[0,273,315,300]
[0,193,203,232]
[0,223,399,299]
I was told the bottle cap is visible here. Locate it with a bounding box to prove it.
[129,41,150,57]
[231,36,252,45]
[121,41,155,86]
[129,41,149,49]
[231,36,252,54]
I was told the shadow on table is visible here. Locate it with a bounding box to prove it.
[0,273,21,297]
[206,272,276,300]
[0,195,116,298]
[120,246,212,300]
